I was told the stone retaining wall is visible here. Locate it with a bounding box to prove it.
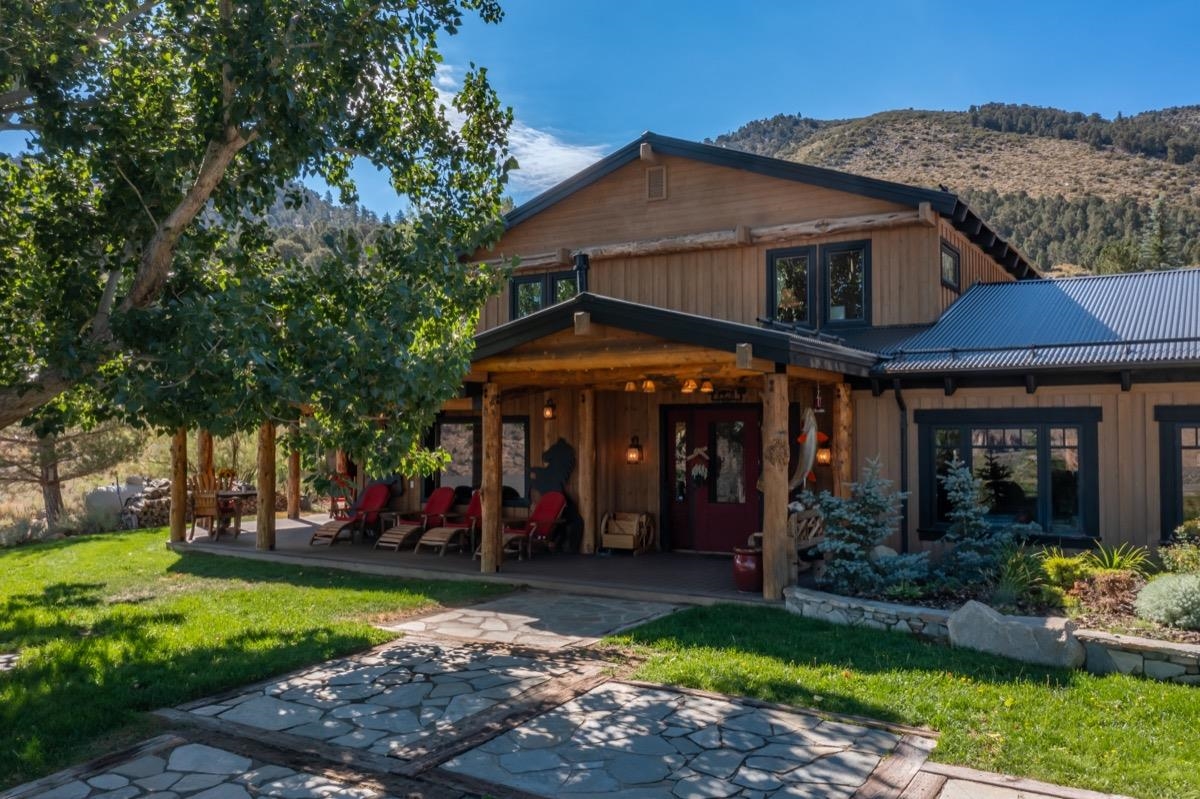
[783,587,1200,685]
[783,587,952,641]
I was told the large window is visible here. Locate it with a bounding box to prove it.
[941,241,961,292]
[917,408,1100,541]
[766,246,815,326]
[432,416,529,504]
[766,240,870,328]
[823,240,870,325]
[509,271,578,320]
[1156,406,1200,539]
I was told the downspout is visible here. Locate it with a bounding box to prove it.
[574,253,590,293]
[893,379,909,554]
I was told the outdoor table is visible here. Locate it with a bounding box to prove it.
[215,489,257,538]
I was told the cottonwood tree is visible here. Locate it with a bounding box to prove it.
[0,1,514,475]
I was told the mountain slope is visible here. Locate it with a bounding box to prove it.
[708,106,1200,273]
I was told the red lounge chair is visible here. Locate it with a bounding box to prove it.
[502,491,568,560]
[375,486,456,551]
[310,482,391,545]
[415,490,481,555]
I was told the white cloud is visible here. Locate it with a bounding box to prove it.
[506,123,608,197]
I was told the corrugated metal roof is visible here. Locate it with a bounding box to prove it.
[879,268,1200,375]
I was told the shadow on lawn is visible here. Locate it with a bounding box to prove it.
[619,604,1081,703]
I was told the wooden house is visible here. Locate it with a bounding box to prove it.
[422,132,1200,598]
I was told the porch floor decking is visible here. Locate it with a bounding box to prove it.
[176,515,786,605]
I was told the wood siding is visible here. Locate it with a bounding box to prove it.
[937,217,1015,311]
[853,382,1200,551]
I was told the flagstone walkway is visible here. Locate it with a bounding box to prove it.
[5,590,1132,799]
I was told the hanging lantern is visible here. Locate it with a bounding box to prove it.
[624,381,637,392]
[626,435,644,464]
[816,447,833,466]
[681,378,698,394]
[642,379,656,393]
[542,398,557,420]
[699,378,715,394]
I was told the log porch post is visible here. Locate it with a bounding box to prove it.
[762,373,791,600]
[169,427,188,543]
[196,430,214,489]
[832,382,854,498]
[286,423,301,520]
[256,421,276,550]
[578,388,597,554]
[480,383,503,572]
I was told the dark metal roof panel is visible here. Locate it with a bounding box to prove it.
[879,269,1200,374]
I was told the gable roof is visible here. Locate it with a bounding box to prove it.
[878,268,1200,376]
[473,293,879,377]
[504,131,1038,280]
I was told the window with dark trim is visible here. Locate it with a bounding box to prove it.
[916,408,1101,542]
[766,246,816,326]
[1155,405,1200,539]
[822,239,870,326]
[509,271,577,320]
[940,241,961,292]
[431,415,530,505]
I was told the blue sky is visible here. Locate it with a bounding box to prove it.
[348,0,1197,216]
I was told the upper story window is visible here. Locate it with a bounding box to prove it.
[941,241,961,292]
[510,271,578,320]
[766,246,816,326]
[767,240,871,328]
[823,240,870,325]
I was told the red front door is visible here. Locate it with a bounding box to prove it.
[664,405,762,552]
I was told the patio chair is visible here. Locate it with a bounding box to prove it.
[501,490,568,560]
[414,490,481,555]
[190,488,237,542]
[375,486,456,551]
[788,508,826,580]
[310,481,391,545]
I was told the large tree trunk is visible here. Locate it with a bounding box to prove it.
[0,372,71,431]
[37,433,65,528]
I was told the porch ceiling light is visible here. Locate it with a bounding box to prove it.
[699,378,715,394]
[626,435,644,464]
[681,378,698,394]
[624,381,637,392]
[542,398,557,420]
[642,379,656,393]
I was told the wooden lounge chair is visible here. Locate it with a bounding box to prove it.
[190,488,236,542]
[415,490,481,555]
[375,486,456,551]
[310,482,390,545]
[502,490,568,560]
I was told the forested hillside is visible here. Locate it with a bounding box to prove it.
[708,105,1200,273]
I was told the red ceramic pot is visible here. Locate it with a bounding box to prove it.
[732,547,763,593]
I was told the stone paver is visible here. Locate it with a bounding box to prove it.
[441,681,898,798]
[189,639,577,760]
[22,741,400,799]
[0,652,19,671]
[385,591,677,648]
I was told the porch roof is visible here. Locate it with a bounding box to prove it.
[472,293,879,378]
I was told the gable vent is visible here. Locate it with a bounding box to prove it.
[646,166,667,201]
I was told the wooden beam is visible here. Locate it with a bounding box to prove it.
[169,427,187,543]
[917,201,937,227]
[832,383,853,499]
[196,430,214,491]
[555,247,571,267]
[480,383,503,573]
[256,422,276,551]
[475,343,753,373]
[286,423,300,520]
[485,362,772,388]
[735,343,753,370]
[573,311,592,336]
[762,373,791,600]
[578,389,597,555]
[441,397,478,412]
[735,224,751,245]
[639,142,656,162]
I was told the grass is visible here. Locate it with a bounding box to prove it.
[0,529,510,789]
[605,604,1200,799]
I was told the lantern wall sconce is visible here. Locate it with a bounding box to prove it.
[624,381,637,392]
[626,435,644,464]
[641,379,656,393]
[816,447,833,466]
[680,378,698,394]
[699,378,715,394]
[542,398,557,420]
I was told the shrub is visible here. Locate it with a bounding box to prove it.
[1073,569,1145,615]
[1040,551,1098,589]
[1135,573,1200,630]
[937,458,1012,583]
[1085,542,1152,575]
[991,544,1044,610]
[1160,520,1200,574]
[816,459,925,596]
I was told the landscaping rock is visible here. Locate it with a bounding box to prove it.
[948,600,1085,669]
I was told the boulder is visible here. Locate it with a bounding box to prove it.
[947,600,1085,669]
[868,545,897,563]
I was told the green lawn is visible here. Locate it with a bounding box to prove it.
[606,605,1200,799]
[0,529,510,789]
